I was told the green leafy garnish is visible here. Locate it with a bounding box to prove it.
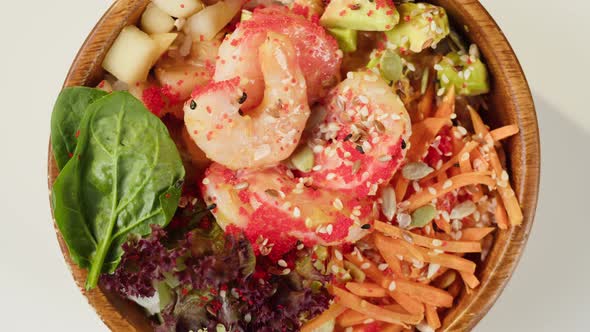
[51,91,185,289]
[50,87,107,170]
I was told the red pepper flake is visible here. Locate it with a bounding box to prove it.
[339,9,347,16]
[404,15,411,22]
[165,193,171,198]
[181,288,189,295]
[176,79,184,86]
[291,3,310,18]
[97,80,105,88]
[180,3,185,8]
[206,131,214,141]
[385,24,392,30]
[75,130,80,138]
[348,4,361,10]
[367,10,374,16]
[386,10,394,15]
[68,152,73,158]
[206,106,212,114]
[199,34,205,42]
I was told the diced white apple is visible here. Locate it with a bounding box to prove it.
[141,3,175,34]
[184,0,242,40]
[151,33,178,63]
[102,26,158,84]
[152,0,204,18]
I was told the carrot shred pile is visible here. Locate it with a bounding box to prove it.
[301,65,522,332]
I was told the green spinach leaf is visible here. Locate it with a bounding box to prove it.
[50,87,107,169]
[52,91,185,289]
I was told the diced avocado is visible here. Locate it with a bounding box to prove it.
[241,9,252,22]
[320,0,400,31]
[385,3,450,53]
[436,50,490,96]
[327,27,358,52]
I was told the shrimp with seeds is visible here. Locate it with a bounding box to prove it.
[305,71,412,196]
[185,32,310,169]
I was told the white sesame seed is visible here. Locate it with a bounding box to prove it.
[378,263,389,271]
[434,64,443,71]
[427,263,441,279]
[326,224,334,235]
[461,152,470,162]
[278,259,288,267]
[501,170,509,181]
[388,280,397,291]
[428,187,437,195]
[391,113,401,121]
[333,198,344,210]
[360,262,371,270]
[282,268,291,275]
[202,178,210,185]
[312,165,322,171]
[331,265,339,274]
[312,145,324,153]
[443,180,453,190]
[437,87,446,96]
[441,74,450,84]
[293,207,301,218]
[233,182,249,190]
[358,95,369,104]
[326,173,336,181]
[297,243,305,250]
[244,313,252,323]
[457,126,468,136]
[335,249,343,261]
[363,318,375,325]
[432,239,443,247]
[379,155,393,162]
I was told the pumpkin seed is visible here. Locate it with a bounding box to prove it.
[379,50,403,82]
[450,201,476,219]
[409,204,437,229]
[402,162,434,180]
[381,185,397,221]
[290,145,314,172]
[344,261,366,282]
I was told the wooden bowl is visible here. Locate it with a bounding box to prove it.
[47,0,540,331]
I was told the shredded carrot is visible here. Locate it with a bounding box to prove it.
[468,107,523,226]
[405,172,496,211]
[301,303,346,332]
[408,118,452,162]
[417,79,435,120]
[425,305,441,329]
[494,192,509,230]
[459,271,480,289]
[375,234,424,262]
[345,282,388,298]
[337,309,369,327]
[345,253,453,308]
[374,221,482,253]
[390,290,426,315]
[433,270,457,289]
[375,233,476,273]
[448,278,462,298]
[420,141,479,182]
[434,217,452,234]
[489,151,523,226]
[382,325,404,332]
[461,227,495,241]
[330,286,420,326]
[490,124,519,142]
[434,85,455,118]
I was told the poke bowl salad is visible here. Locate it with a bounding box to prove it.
[50,0,524,331]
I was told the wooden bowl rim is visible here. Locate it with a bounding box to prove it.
[47,0,540,331]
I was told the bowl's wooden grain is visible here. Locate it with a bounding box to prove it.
[47,0,540,331]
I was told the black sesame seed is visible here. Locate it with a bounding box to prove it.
[344,133,353,141]
[454,163,460,168]
[401,139,407,149]
[190,100,197,110]
[356,145,365,154]
[361,224,371,230]
[207,203,217,210]
[238,109,244,116]
[238,92,248,104]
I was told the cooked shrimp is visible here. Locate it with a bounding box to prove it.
[214,6,341,110]
[305,71,412,197]
[154,32,222,101]
[185,32,310,169]
[202,163,376,258]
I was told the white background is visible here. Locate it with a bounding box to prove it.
[0,1,588,331]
